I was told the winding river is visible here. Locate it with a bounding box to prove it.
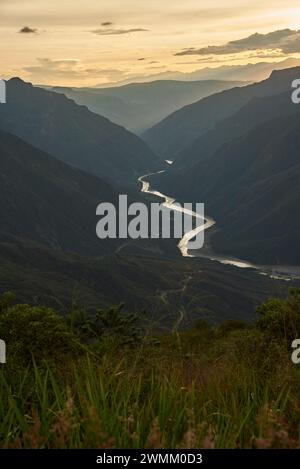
[138,170,215,257]
[139,165,299,282]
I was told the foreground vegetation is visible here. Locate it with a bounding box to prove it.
[0,290,300,448]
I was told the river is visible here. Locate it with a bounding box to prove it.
[139,165,300,282]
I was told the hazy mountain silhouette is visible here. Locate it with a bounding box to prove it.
[172,90,299,172]
[48,79,245,134]
[0,78,160,185]
[103,58,300,87]
[143,67,300,159]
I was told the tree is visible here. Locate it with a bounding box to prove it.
[256,288,300,343]
[95,304,141,345]
[0,291,15,313]
[0,303,80,365]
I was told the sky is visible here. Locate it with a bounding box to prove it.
[1,0,300,86]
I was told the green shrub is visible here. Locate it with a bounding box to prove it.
[256,288,300,343]
[94,304,142,345]
[217,319,247,337]
[0,291,15,313]
[0,304,80,365]
[0,292,300,448]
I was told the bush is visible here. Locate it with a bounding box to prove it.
[0,303,81,365]
[256,288,300,344]
[217,319,247,337]
[0,291,15,313]
[94,304,142,345]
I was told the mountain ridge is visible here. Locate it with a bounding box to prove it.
[47,79,245,134]
[0,78,160,185]
[142,66,300,159]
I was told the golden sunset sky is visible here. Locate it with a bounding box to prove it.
[1,0,300,86]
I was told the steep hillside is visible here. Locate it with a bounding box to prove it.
[0,130,123,255]
[0,78,160,185]
[0,236,290,325]
[164,113,300,264]
[173,90,299,171]
[142,67,300,159]
[49,79,245,134]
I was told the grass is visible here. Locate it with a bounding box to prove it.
[1,290,300,448]
[0,330,300,448]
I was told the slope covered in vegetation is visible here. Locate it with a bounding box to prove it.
[1,289,300,448]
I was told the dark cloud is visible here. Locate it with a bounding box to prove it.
[19,26,37,34]
[175,29,300,56]
[138,58,146,61]
[91,27,148,36]
[101,22,113,26]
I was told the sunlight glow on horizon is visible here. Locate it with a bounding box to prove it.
[1,0,300,86]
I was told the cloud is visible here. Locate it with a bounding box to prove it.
[247,51,287,59]
[175,29,300,56]
[23,58,80,80]
[101,22,113,26]
[28,58,79,69]
[197,57,224,63]
[146,66,165,70]
[23,58,128,84]
[91,27,148,36]
[19,26,37,34]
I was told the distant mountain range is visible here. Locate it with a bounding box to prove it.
[142,67,300,159]
[106,57,300,87]
[47,79,245,134]
[0,78,159,185]
[173,89,299,171]
[149,67,300,265]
